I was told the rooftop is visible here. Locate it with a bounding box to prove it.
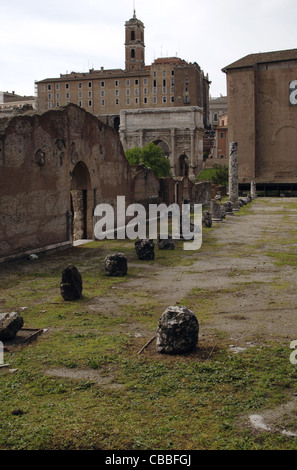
[222,48,297,72]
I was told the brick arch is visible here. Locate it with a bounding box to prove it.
[71,161,93,241]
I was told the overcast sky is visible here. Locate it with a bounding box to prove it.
[1,0,297,98]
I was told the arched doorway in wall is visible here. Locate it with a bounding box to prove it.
[178,154,189,177]
[70,161,93,242]
[153,139,170,157]
[114,116,120,133]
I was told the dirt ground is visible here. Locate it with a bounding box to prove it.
[3,196,297,439]
[88,197,297,345]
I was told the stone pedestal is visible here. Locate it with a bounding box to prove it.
[211,200,222,222]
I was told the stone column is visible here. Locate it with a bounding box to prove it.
[229,142,239,211]
[170,128,176,176]
[189,129,195,178]
[251,180,257,199]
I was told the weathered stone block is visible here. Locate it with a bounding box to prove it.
[157,235,175,250]
[0,312,24,341]
[135,239,155,260]
[202,210,212,228]
[156,306,199,354]
[105,253,127,276]
[60,265,82,301]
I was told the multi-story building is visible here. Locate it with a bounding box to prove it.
[36,11,210,177]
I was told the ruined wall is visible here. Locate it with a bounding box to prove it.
[0,104,211,263]
[0,104,132,261]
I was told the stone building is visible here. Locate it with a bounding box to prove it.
[223,48,297,194]
[0,91,36,117]
[36,11,210,178]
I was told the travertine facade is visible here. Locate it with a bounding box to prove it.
[223,49,297,185]
[120,106,204,177]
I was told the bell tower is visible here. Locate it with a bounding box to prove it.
[125,10,145,72]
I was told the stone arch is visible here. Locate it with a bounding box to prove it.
[70,161,93,241]
[153,139,170,157]
[177,154,189,177]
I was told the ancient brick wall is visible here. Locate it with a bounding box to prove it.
[0,104,132,261]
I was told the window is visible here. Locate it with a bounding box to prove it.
[153,96,157,104]
[171,70,175,76]
[214,113,218,121]
[126,98,130,105]
[163,96,167,103]
[134,88,139,95]
[101,81,105,87]
[144,88,147,95]
[171,96,175,103]
[163,70,166,76]
[135,79,139,85]
[41,85,45,92]
[48,84,51,90]
[131,49,135,59]
[88,82,92,88]
[48,93,52,100]
[126,79,130,86]
[65,83,69,89]
[48,102,52,109]
[88,100,92,106]
[101,90,105,97]
[115,98,119,105]
[56,83,60,90]
[101,100,105,106]
[126,89,130,96]
[131,30,135,40]
[56,102,60,107]
[78,91,82,98]
[143,78,148,85]
[88,91,92,98]
[78,82,82,88]
[56,93,60,100]
[115,80,119,87]
[78,100,82,107]
[135,97,139,104]
[153,71,157,77]
[115,89,119,96]
[220,132,225,139]
[144,97,148,104]
[66,92,70,99]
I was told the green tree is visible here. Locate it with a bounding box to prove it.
[125,142,171,177]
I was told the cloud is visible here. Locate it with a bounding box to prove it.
[1,0,297,97]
